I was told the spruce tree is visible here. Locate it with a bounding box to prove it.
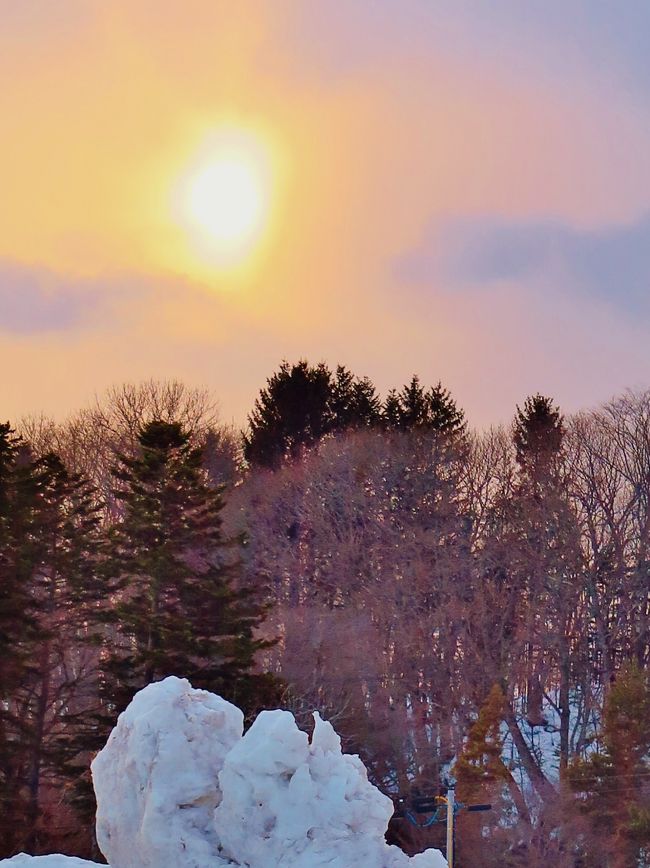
[512,393,564,486]
[330,365,356,429]
[0,424,38,707]
[455,684,510,803]
[244,360,333,467]
[349,376,382,427]
[0,423,38,851]
[0,427,101,856]
[102,420,277,715]
[383,376,465,434]
[507,394,583,766]
[427,382,465,436]
[382,389,402,429]
[244,360,382,467]
[454,685,531,864]
[568,663,650,866]
[398,375,430,428]
[330,367,381,430]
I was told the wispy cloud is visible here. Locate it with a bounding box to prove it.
[0,261,160,335]
[398,213,650,316]
[0,262,102,334]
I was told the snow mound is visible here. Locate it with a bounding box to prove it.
[1,677,446,868]
[216,709,442,867]
[91,676,242,868]
[0,858,100,867]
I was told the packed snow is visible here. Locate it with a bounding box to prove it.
[1,677,446,868]
[92,676,242,868]
[0,860,99,867]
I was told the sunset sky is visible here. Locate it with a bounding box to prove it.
[2,1,650,428]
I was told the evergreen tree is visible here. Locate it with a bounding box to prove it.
[330,367,381,430]
[244,360,333,467]
[244,360,381,467]
[349,376,382,427]
[568,662,650,867]
[454,684,531,864]
[506,394,583,766]
[513,394,564,487]
[398,375,430,428]
[427,382,465,436]
[0,423,38,851]
[0,428,101,856]
[102,420,277,715]
[455,684,511,803]
[0,424,38,708]
[330,365,356,429]
[382,389,402,429]
[383,376,465,434]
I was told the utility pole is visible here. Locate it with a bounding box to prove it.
[392,786,490,865]
[446,786,455,868]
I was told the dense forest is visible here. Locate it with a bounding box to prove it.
[2,364,650,867]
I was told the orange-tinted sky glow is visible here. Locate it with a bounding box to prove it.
[2,1,650,427]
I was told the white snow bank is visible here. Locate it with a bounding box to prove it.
[92,677,242,868]
[0,858,100,867]
[1,677,446,868]
[216,708,443,867]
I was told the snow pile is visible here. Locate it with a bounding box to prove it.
[216,708,440,867]
[0,859,99,868]
[92,677,243,868]
[1,677,446,868]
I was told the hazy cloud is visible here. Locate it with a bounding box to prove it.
[0,261,157,335]
[398,213,650,316]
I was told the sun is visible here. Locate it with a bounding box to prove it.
[187,158,263,244]
[176,128,273,268]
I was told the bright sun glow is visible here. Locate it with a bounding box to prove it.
[188,159,263,244]
[176,128,273,269]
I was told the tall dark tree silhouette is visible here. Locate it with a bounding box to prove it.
[382,376,465,434]
[0,424,100,857]
[244,361,333,467]
[512,393,564,487]
[330,367,381,431]
[427,382,466,436]
[244,361,381,467]
[382,389,402,429]
[397,375,430,428]
[507,394,583,769]
[101,420,277,714]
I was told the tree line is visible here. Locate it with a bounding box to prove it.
[3,364,650,866]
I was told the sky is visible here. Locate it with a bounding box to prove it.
[1,0,650,429]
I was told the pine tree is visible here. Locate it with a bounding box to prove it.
[398,375,430,428]
[455,684,511,803]
[244,360,333,467]
[330,367,381,430]
[385,376,465,434]
[0,424,38,706]
[102,420,278,715]
[506,394,582,768]
[0,428,101,856]
[21,454,101,853]
[454,684,531,864]
[244,361,381,467]
[382,389,402,429]
[330,365,356,429]
[349,376,382,427]
[568,662,650,867]
[427,382,465,436]
[0,423,39,851]
[513,394,564,487]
